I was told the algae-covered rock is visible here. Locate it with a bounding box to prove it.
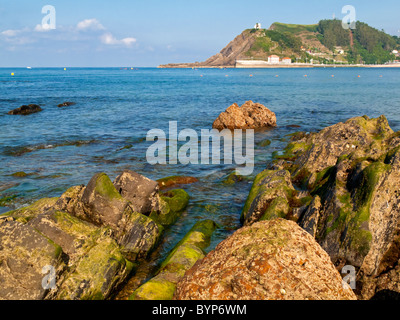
[157,176,199,190]
[113,170,160,215]
[174,219,357,300]
[150,189,189,227]
[27,210,99,260]
[119,211,163,262]
[241,169,300,225]
[130,220,217,300]
[81,173,132,230]
[11,171,28,178]
[5,197,59,223]
[222,171,246,185]
[0,218,64,300]
[55,185,86,221]
[56,236,133,300]
[299,195,321,238]
[244,115,400,299]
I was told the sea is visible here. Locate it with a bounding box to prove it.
[1,67,400,284]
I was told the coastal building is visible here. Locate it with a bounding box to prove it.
[282,57,292,64]
[268,55,280,64]
[254,23,262,30]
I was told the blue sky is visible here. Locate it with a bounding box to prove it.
[0,0,399,67]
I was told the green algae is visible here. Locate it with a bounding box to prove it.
[94,173,123,200]
[150,189,189,227]
[130,220,217,301]
[5,197,59,222]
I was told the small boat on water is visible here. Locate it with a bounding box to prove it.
[27,67,32,69]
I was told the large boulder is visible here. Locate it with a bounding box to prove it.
[174,219,356,300]
[0,217,64,300]
[212,101,276,130]
[8,104,42,115]
[245,115,400,299]
[113,170,160,215]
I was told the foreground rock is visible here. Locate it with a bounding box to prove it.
[175,219,356,300]
[212,101,277,130]
[242,115,400,299]
[8,104,42,115]
[131,220,217,300]
[0,217,64,300]
[0,169,186,300]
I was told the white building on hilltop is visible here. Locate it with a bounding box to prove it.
[254,23,262,30]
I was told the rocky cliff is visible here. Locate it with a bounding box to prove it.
[159,30,258,68]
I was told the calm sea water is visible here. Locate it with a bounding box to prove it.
[1,67,400,259]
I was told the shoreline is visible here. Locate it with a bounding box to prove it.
[158,63,400,69]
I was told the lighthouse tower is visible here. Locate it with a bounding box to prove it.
[254,23,262,30]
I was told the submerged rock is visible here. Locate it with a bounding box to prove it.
[157,176,199,190]
[174,219,356,300]
[131,220,217,300]
[57,102,76,108]
[212,101,277,130]
[8,104,42,115]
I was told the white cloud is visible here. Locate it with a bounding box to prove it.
[34,24,53,32]
[1,29,20,37]
[100,32,136,47]
[0,18,137,50]
[76,19,105,31]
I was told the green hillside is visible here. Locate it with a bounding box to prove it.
[243,20,400,65]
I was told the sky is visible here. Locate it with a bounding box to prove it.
[0,0,399,67]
